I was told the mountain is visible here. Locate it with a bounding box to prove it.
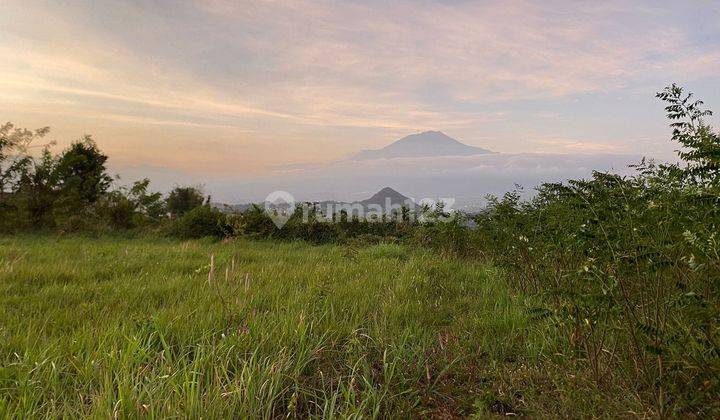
[352,131,493,160]
[360,187,415,208]
[313,187,416,215]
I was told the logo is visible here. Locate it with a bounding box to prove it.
[264,190,295,228]
[262,190,457,229]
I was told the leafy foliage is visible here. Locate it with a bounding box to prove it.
[1,130,114,231]
[460,85,720,415]
[167,205,231,239]
[166,186,205,217]
[54,136,113,204]
[657,84,719,183]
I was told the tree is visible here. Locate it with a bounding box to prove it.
[166,186,205,217]
[0,123,54,231]
[0,122,51,193]
[99,179,165,229]
[657,84,719,184]
[15,147,60,228]
[54,135,113,204]
[127,178,166,219]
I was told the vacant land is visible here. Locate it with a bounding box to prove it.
[1,236,654,418]
[0,236,531,418]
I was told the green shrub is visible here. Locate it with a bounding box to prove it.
[461,85,720,415]
[228,205,278,238]
[168,206,230,239]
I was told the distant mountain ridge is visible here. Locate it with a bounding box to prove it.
[353,131,493,160]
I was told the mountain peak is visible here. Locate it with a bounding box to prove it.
[378,186,398,192]
[418,130,444,136]
[395,131,456,144]
[353,131,492,160]
[360,187,414,207]
[375,186,403,196]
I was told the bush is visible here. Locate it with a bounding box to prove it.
[167,206,230,239]
[228,205,278,238]
[166,186,205,217]
[100,192,136,230]
[460,85,720,415]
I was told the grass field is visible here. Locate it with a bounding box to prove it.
[0,235,641,418]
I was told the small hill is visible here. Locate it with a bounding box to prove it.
[360,187,415,208]
[353,131,493,160]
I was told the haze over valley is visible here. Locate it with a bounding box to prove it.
[118,130,641,206]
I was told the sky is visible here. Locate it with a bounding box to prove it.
[1,0,719,200]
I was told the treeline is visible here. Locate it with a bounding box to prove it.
[0,125,225,235]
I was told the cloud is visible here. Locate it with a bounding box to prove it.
[196,0,715,102]
[526,138,627,153]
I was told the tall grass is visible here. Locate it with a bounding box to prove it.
[0,236,543,418]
